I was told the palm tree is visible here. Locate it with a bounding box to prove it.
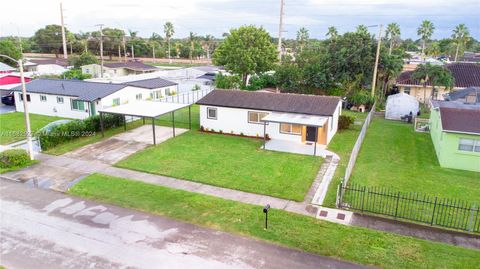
[296,27,309,53]
[189,32,196,64]
[412,63,454,104]
[385,23,401,55]
[356,25,369,35]
[417,20,435,57]
[164,22,174,63]
[452,24,470,62]
[202,34,214,59]
[325,26,338,39]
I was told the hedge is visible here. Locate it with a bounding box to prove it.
[338,115,355,130]
[37,114,124,150]
[0,149,30,168]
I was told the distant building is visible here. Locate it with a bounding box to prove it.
[24,58,70,75]
[429,100,480,172]
[0,62,16,74]
[395,63,480,103]
[81,62,158,78]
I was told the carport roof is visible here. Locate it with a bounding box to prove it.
[262,112,328,127]
[98,101,190,118]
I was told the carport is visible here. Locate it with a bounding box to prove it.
[98,101,192,145]
[261,112,328,156]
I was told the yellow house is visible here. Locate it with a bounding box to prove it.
[395,63,480,104]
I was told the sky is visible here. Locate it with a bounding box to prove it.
[2,0,479,40]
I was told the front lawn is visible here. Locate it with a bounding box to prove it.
[0,112,67,145]
[0,159,38,174]
[69,174,480,269]
[350,118,480,203]
[116,131,322,201]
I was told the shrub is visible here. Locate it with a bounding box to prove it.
[200,125,205,132]
[0,149,30,168]
[37,114,124,150]
[338,115,355,130]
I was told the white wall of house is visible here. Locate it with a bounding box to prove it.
[199,105,342,144]
[15,92,90,119]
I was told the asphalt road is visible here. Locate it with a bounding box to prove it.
[0,180,367,269]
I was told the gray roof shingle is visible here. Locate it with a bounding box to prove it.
[440,107,480,135]
[197,90,341,116]
[123,77,177,89]
[10,78,127,101]
[104,62,158,71]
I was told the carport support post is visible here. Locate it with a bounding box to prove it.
[263,121,267,149]
[123,116,127,131]
[152,117,156,145]
[313,127,318,156]
[100,112,104,137]
[172,111,176,137]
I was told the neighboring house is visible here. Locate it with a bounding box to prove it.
[122,77,178,100]
[385,93,419,120]
[81,62,158,78]
[0,74,32,96]
[429,100,480,172]
[24,58,70,75]
[444,87,480,104]
[395,63,480,103]
[10,78,176,119]
[0,62,16,74]
[196,90,342,146]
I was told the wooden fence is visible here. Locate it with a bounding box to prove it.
[337,182,480,233]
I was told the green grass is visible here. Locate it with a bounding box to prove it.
[69,174,480,269]
[350,118,480,203]
[0,160,38,174]
[0,112,67,145]
[116,131,322,201]
[323,111,368,207]
[43,105,200,156]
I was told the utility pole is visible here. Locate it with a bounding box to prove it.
[277,0,285,60]
[95,24,104,78]
[60,3,68,59]
[371,24,383,98]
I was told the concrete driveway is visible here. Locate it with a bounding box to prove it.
[0,180,366,269]
[64,125,188,164]
[0,104,15,114]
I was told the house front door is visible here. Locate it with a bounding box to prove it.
[306,126,317,142]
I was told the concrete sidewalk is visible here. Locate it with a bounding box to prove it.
[1,179,366,269]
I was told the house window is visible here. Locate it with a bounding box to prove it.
[71,100,85,111]
[279,123,302,135]
[432,88,438,100]
[85,69,90,74]
[150,90,162,100]
[112,98,120,106]
[248,111,268,124]
[458,138,480,153]
[165,88,171,96]
[57,96,64,104]
[19,93,31,102]
[40,95,47,102]
[136,93,142,100]
[207,107,217,120]
[404,87,411,95]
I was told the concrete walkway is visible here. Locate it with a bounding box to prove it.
[1,179,366,269]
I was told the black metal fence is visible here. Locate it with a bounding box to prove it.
[337,183,480,233]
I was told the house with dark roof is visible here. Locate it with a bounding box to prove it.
[395,63,480,103]
[10,78,175,119]
[444,87,480,104]
[81,61,158,78]
[429,100,480,172]
[24,58,70,75]
[196,90,342,155]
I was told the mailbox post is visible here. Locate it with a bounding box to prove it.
[263,204,270,229]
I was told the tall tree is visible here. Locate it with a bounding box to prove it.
[417,20,435,57]
[213,25,277,84]
[33,24,68,57]
[412,63,454,104]
[189,32,196,64]
[452,24,470,62]
[385,23,401,55]
[202,34,215,59]
[325,26,338,39]
[164,22,174,61]
[0,39,22,66]
[296,27,309,53]
[356,25,369,35]
[102,28,125,60]
[377,53,403,100]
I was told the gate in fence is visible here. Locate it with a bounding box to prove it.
[337,182,480,233]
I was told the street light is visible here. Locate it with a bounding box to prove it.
[0,54,34,160]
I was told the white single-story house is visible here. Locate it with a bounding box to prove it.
[11,77,178,119]
[196,90,342,154]
[23,58,70,76]
[385,92,420,120]
[81,62,158,78]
